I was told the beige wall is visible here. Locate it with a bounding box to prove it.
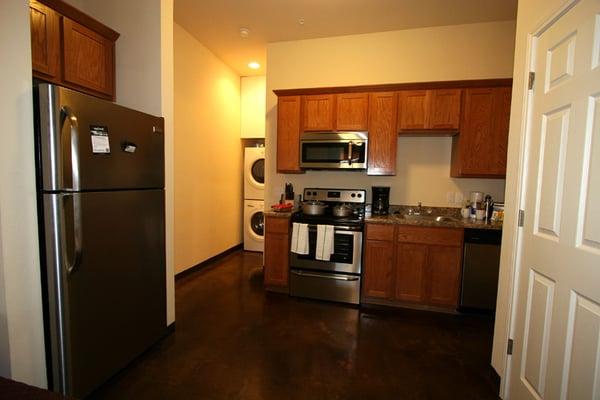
[491,0,567,396]
[241,76,266,138]
[265,20,516,208]
[174,23,242,274]
[78,0,176,325]
[0,0,47,387]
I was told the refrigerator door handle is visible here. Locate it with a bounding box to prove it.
[61,106,81,191]
[63,193,83,275]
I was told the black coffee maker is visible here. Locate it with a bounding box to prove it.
[372,186,390,215]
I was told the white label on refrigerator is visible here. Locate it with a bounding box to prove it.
[90,125,110,154]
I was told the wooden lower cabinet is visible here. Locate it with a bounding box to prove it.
[427,245,462,308]
[394,243,428,303]
[263,215,290,291]
[363,238,395,299]
[363,223,463,311]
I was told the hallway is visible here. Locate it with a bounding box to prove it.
[91,251,499,399]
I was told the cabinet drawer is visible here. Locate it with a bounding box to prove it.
[266,216,290,234]
[396,226,462,247]
[366,223,395,241]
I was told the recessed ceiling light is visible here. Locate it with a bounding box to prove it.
[248,62,261,70]
[240,27,250,38]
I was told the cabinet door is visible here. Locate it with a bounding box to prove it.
[429,89,462,130]
[277,96,303,173]
[363,239,395,299]
[398,90,430,130]
[336,92,369,131]
[489,87,511,176]
[62,17,115,99]
[30,0,60,81]
[302,94,336,131]
[451,87,511,178]
[427,246,462,308]
[367,92,398,175]
[395,244,428,303]
[264,217,290,288]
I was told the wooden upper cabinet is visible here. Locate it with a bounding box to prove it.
[29,0,119,101]
[398,90,430,130]
[368,92,398,175]
[30,0,60,81]
[277,96,303,173]
[302,94,336,131]
[62,17,114,98]
[398,89,461,132]
[429,89,462,130]
[451,87,512,178]
[336,92,369,131]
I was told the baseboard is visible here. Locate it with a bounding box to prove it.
[175,243,243,280]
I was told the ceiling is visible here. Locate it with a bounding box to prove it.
[174,0,517,77]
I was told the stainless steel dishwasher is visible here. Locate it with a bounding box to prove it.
[460,229,502,313]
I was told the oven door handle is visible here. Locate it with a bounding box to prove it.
[306,224,361,233]
[291,270,359,281]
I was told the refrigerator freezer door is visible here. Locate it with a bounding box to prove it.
[37,83,164,192]
[42,189,166,397]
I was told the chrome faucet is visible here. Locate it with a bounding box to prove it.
[415,202,422,215]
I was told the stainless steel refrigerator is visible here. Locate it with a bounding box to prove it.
[34,83,167,398]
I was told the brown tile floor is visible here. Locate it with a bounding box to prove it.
[89,251,500,400]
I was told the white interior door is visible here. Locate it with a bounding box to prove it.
[509,0,600,398]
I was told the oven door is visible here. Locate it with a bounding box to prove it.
[300,132,367,170]
[289,226,363,274]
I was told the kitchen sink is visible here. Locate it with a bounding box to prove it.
[400,214,459,223]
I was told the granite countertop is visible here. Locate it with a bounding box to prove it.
[264,209,296,218]
[365,205,503,231]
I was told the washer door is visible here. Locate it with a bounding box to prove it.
[249,158,264,188]
[249,210,264,239]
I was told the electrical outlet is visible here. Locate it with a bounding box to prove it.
[446,192,455,203]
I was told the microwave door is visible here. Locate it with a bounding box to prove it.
[300,140,367,169]
[301,141,350,168]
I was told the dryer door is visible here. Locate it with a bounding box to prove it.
[249,209,264,240]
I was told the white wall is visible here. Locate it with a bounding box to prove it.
[173,23,242,274]
[0,0,47,387]
[241,76,266,138]
[265,21,516,208]
[491,0,566,395]
[79,0,176,326]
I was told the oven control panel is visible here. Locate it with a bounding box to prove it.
[303,188,366,204]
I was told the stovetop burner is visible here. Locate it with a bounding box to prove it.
[293,188,366,227]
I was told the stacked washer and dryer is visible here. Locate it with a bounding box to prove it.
[243,147,265,252]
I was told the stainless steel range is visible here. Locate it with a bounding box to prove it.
[290,188,366,304]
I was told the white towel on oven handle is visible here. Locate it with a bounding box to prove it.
[291,223,309,255]
[316,224,335,261]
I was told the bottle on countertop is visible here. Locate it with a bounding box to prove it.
[484,195,493,222]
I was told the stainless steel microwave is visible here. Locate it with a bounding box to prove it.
[299,131,368,170]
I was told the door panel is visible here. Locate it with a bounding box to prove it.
[395,244,427,303]
[509,1,600,398]
[363,239,394,299]
[427,246,461,307]
[367,92,398,175]
[37,84,164,192]
[43,190,166,397]
[276,96,302,173]
[62,17,114,97]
